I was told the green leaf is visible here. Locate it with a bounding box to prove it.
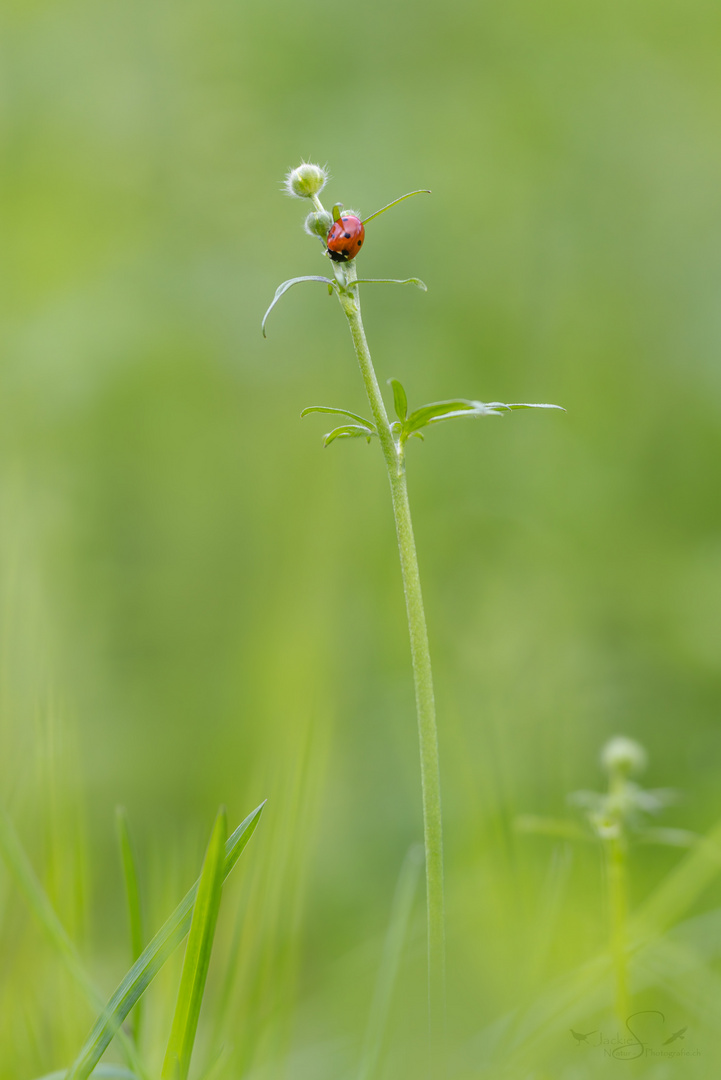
[162,808,227,1080]
[388,379,408,423]
[405,399,502,435]
[0,802,146,1078]
[116,807,146,1048]
[486,401,566,412]
[66,802,265,1080]
[301,405,377,431]
[352,278,427,292]
[261,276,334,337]
[34,1070,140,1080]
[631,818,721,943]
[358,846,423,1080]
[323,424,376,447]
[361,189,431,225]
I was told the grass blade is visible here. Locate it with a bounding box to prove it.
[631,819,721,941]
[162,808,227,1080]
[34,1069,140,1080]
[116,807,146,1047]
[67,801,265,1080]
[358,845,423,1080]
[0,802,145,1078]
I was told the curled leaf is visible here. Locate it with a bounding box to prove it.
[301,405,376,431]
[323,424,376,447]
[262,276,335,337]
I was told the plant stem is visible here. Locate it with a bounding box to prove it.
[337,264,446,1064]
[604,777,630,1024]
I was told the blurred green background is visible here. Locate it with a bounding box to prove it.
[2,0,721,1076]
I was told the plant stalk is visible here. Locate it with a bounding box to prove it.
[605,772,630,1024]
[337,264,446,1064]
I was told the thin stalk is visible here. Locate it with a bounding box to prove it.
[337,263,446,1064]
[605,830,630,1024]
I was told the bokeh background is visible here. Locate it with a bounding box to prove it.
[2,0,721,1076]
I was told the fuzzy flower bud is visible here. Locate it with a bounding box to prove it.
[284,162,329,199]
[601,736,647,777]
[304,210,333,241]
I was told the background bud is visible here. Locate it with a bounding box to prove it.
[601,736,648,777]
[284,162,329,199]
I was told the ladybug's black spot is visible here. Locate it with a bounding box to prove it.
[356,239,362,246]
[343,232,351,239]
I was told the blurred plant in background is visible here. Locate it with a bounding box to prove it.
[2,0,721,1077]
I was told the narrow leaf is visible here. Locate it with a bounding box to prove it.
[486,402,565,412]
[352,278,427,292]
[162,808,227,1080]
[361,190,431,225]
[323,424,376,447]
[66,802,264,1080]
[301,405,376,430]
[388,379,408,423]
[358,846,422,1080]
[116,807,146,1048]
[261,276,334,337]
[0,803,145,1078]
[405,399,501,435]
[631,819,721,943]
[35,1070,140,1080]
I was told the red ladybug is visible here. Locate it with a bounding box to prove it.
[326,215,365,262]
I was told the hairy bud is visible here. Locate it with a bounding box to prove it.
[304,210,333,241]
[284,162,329,199]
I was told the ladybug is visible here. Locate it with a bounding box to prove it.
[326,215,365,262]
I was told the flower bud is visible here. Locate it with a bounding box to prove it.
[304,210,333,241]
[601,736,647,777]
[284,162,329,199]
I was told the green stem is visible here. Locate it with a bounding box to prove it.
[605,819,630,1023]
[337,263,446,1063]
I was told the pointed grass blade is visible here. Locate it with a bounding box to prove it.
[358,845,422,1080]
[34,1069,140,1080]
[162,808,227,1080]
[0,803,145,1077]
[66,802,265,1080]
[631,819,721,943]
[116,807,146,1046]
